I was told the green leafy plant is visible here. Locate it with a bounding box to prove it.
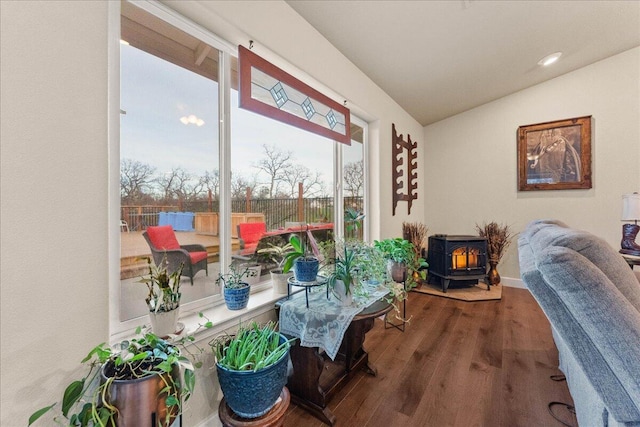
[282,228,322,273]
[374,237,428,289]
[373,238,415,263]
[29,331,195,427]
[216,264,258,289]
[326,246,358,296]
[210,321,295,372]
[346,240,388,285]
[138,255,182,313]
[257,242,294,273]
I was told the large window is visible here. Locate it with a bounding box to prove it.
[114,1,367,330]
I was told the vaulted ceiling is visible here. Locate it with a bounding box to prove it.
[287,1,640,126]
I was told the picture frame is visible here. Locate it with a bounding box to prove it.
[517,116,592,191]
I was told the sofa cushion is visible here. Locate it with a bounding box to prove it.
[523,219,640,312]
[534,245,640,421]
[146,225,180,250]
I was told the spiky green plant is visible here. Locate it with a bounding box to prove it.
[211,322,295,372]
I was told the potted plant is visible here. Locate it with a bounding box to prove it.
[257,241,294,293]
[476,221,514,285]
[282,227,323,282]
[326,246,358,306]
[210,321,295,418]
[374,237,428,289]
[217,264,257,310]
[29,332,195,427]
[139,255,182,337]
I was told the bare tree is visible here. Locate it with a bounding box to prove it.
[230,173,258,200]
[282,164,327,198]
[157,167,204,203]
[254,144,292,198]
[343,160,364,197]
[200,169,220,201]
[120,158,156,203]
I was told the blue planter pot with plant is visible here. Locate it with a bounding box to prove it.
[212,322,294,418]
[223,284,250,310]
[293,257,319,282]
[218,264,257,310]
[283,228,323,283]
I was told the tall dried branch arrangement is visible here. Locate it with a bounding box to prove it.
[476,221,514,263]
[402,222,428,257]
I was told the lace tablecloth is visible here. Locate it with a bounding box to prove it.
[278,284,389,360]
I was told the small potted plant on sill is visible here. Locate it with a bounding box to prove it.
[210,321,295,419]
[282,226,323,282]
[257,241,294,293]
[139,255,183,337]
[29,331,195,427]
[217,264,257,310]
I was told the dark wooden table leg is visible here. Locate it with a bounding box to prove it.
[287,341,337,426]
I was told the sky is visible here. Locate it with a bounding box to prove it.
[120,44,363,194]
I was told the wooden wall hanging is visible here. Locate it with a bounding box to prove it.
[392,123,418,215]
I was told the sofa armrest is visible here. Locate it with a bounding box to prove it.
[526,246,640,422]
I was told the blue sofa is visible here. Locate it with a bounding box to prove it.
[518,219,640,426]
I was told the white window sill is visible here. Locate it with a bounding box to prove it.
[110,282,300,344]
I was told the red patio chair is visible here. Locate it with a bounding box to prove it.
[237,222,267,257]
[143,225,208,285]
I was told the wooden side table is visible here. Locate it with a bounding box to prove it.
[283,299,392,426]
[219,387,290,427]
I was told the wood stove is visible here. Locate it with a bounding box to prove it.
[427,235,488,292]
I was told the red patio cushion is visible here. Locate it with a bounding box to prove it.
[146,225,180,250]
[238,222,267,245]
[189,251,208,264]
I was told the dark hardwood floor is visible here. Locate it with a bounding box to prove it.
[283,286,577,427]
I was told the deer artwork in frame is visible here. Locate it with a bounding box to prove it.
[392,123,418,215]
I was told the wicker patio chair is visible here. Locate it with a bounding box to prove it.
[143,225,208,285]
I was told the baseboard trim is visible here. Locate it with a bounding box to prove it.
[501,276,526,289]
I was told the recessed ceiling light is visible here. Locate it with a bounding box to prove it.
[538,52,563,67]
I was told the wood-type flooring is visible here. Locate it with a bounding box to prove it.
[282,286,577,427]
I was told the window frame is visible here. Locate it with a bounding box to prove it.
[109,0,369,337]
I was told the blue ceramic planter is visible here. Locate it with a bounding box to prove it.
[223,284,250,310]
[293,257,319,282]
[216,334,290,418]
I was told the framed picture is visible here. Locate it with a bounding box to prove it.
[517,116,592,191]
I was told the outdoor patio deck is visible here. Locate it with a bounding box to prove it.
[120,231,238,279]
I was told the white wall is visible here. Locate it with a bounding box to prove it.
[0,1,423,425]
[0,1,110,424]
[424,47,640,281]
